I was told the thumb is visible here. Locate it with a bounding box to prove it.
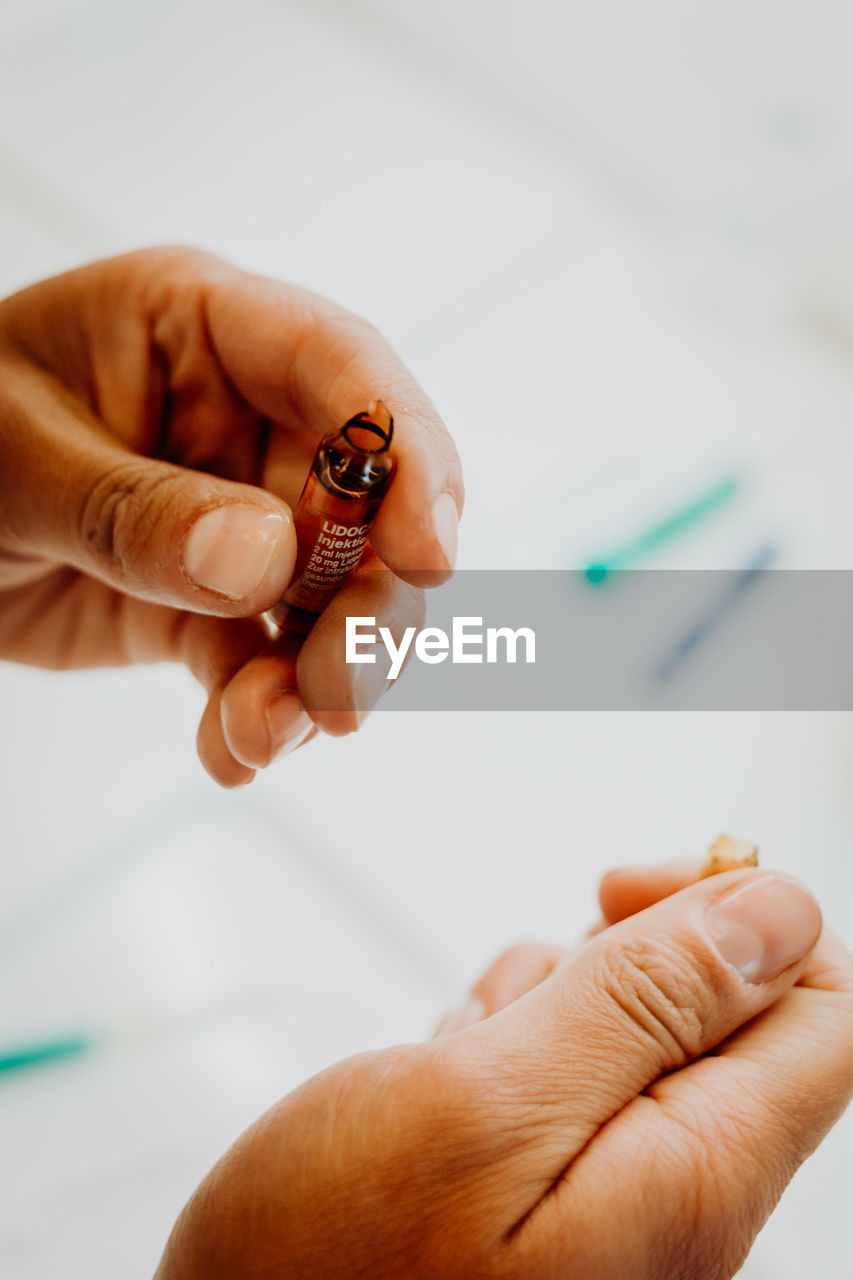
[3,377,296,614]
[463,870,822,1206]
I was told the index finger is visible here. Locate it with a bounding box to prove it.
[598,858,706,924]
[202,265,464,587]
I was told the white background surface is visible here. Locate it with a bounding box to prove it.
[2,2,853,1276]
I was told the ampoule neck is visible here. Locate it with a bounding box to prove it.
[316,402,395,495]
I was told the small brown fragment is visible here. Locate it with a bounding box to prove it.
[366,398,393,434]
[701,834,759,878]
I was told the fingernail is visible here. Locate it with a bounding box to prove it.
[705,875,822,984]
[353,661,388,727]
[431,493,458,570]
[266,692,313,761]
[184,506,284,600]
[438,996,485,1035]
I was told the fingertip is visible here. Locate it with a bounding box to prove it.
[597,866,641,920]
[429,491,459,573]
[390,566,455,589]
[197,689,256,787]
[264,691,314,762]
[306,710,360,738]
[219,647,312,768]
[598,858,706,923]
[370,479,462,583]
[298,661,382,738]
[293,571,416,733]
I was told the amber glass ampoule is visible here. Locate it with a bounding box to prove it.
[269,400,396,635]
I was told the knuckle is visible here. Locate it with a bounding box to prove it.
[402,1043,507,1166]
[599,936,711,1065]
[80,460,183,583]
[408,1042,487,1127]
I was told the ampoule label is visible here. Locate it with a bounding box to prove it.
[284,516,371,613]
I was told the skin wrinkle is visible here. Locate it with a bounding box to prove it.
[601,937,714,1063]
[79,460,183,588]
[500,1074,652,1248]
[680,1045,839,1179]
[608,1121,712,1280]
[509,1094,745,1280]
[601,964,694,1069]
[535,1051,799,1279]
[670,1138,755,1280]
[651,1084,750,1190]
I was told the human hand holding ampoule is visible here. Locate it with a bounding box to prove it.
[0,248,463,785]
